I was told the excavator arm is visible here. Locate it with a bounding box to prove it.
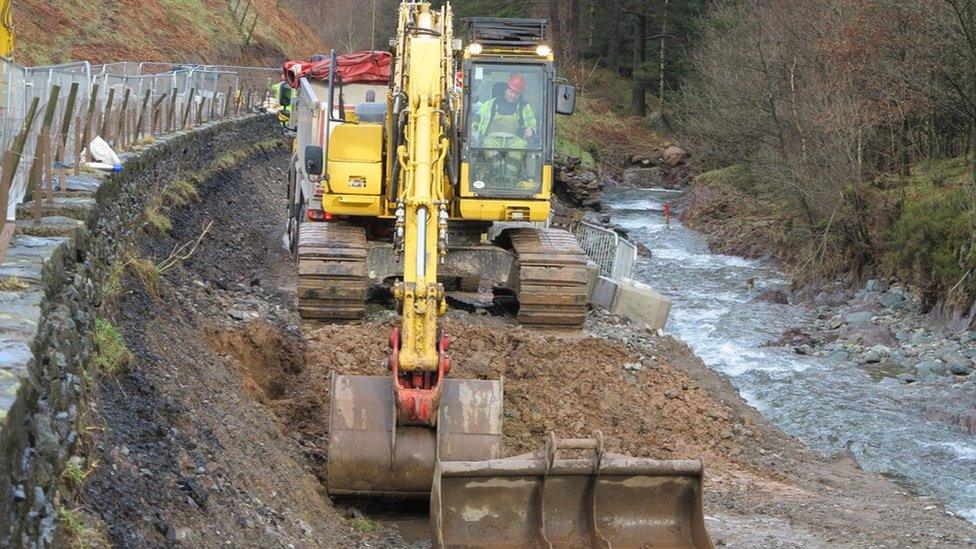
[389,3,452,419]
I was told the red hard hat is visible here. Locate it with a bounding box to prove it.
[508,74,526,93]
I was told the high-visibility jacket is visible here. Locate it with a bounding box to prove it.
[270,82,292,115]
[476,97,536,136]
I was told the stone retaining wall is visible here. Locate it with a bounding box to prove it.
[0,114,282,546]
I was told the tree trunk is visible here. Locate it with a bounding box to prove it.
[568,0,581,60]
[631,13,646,117]
[549,0,562,58]
[608,0,621,73]
[659,0,669,98]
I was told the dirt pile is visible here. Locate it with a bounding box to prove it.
[293,321,743,464]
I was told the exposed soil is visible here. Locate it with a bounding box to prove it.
[81,146,976,547]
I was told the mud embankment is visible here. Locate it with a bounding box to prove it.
[78,144,976,546]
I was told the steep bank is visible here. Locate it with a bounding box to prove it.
[78,140,976,547]
[15,0,326,66]
[682,159,976,328]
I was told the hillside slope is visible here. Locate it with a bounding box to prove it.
[14,0,327,66]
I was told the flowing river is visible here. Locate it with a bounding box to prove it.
[605,186,976,523]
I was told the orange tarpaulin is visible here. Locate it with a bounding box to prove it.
[283,51,392,88]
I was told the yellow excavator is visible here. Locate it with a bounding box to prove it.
[285,2,711,546]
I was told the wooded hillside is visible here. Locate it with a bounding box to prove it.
[676,0,976,313]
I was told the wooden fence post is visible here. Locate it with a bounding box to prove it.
[81,84,99,163]
[168,88,178,132]
[115,87,131,147]
[99,87,116,141]
[27,85,61,207]
[135,89,151,142]
[182,88,195,129]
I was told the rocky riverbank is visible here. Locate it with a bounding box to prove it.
[771,279,975,385]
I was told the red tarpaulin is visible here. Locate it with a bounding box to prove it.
[283,51,392,88]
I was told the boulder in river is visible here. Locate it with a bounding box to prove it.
[915,360,949,380]
[754,289,789,305]
[554,155,602,210]
[662,146,690,167]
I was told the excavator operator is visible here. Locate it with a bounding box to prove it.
[474,73,538,187]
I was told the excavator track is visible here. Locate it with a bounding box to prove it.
[297,221,368,322]
[507,227,589,328]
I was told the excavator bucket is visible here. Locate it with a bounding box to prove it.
[430,433,713,548]
[327,374,504,498]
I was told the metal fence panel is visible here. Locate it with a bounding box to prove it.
[2,59,274,221]
[571,220,637,280]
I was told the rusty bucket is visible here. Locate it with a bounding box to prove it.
[430,432,713,548]
[327,374,504,498]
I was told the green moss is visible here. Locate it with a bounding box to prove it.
[93,318,133,375]
[884,183,975,297]
[555,137,596,169]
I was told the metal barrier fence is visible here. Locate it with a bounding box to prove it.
[570,220,637,280]
[0,57,278,259]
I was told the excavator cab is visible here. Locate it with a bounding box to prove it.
[462,63,548,196]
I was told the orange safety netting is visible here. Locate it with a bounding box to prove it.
[282,51,392,88]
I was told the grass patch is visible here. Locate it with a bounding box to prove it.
[62,460,87,488]
[106,252,161,298]
[0,276,30,290]
[143,197,172,233]
[93,318,133,375]
[883,183,975,301]
[56,507,88,547]
[163,177,199,207]
[350,516,381,533]
[56,505,109,549]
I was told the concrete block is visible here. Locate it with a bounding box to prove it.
[591,276,619,310]
[610,277,671,331]
[585,261,600,300]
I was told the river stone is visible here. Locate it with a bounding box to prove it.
[909,331,929,345]
[845,311,874,324]
[826,349,850,365]
[943,354,973,375]
[662,145,689,167]
[916,360,949,380]
[866,279,889,293]
[879,292,905,309]
[863,345,889,364]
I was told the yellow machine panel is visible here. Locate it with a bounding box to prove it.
[457,198,549,222]
[326,124,384,197]
[321,194,383,216]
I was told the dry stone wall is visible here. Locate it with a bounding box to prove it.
[0,114,282,546]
